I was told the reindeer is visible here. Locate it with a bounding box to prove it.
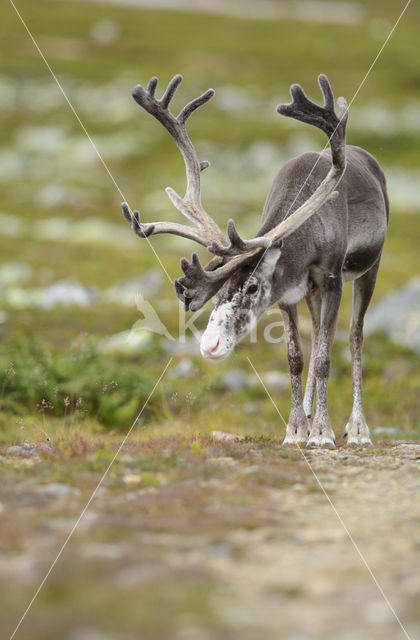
[122,73,389,448]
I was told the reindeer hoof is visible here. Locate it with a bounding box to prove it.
[307,432,336,449]
[345,418,372,447]
[282,436,307,448]
[347,436,373,447]
[307,438,336,449]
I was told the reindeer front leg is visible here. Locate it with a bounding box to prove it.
[303,288,322,423]
[308,274,342,448]
[280,304,310,447]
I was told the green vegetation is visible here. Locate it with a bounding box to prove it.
[0,2,419,638]
[0,335,161,428]
[0,0,419,443]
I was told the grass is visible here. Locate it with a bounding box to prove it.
[0,4,419,636]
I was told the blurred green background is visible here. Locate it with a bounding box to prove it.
[1,1,420,639]
[0,0,419,438]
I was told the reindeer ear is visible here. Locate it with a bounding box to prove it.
[259,247,282,278]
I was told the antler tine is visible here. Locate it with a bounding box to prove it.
[160,74,183,109]
[277,73,348,170]
[122,202,212,247]
[175,249,263,312]
[122,202,155,238]
[129,74,226,247]
[147,76,158,98]
[318,73,334,112]
[178,88,215,125]
[207,219,271,258]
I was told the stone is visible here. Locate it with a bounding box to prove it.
[373,426,402,436]
[260,370,289,394]
[170,358,196,378]
[208,457,237,465]
[122,473,142,486]
[211,430,245,442]
[106,269,163,305]
[69,628,118,640]
[163,336,201,357]
[33,482,77,498]
[222,369,249,391]
[96,329,151,355]
[81,544,123,560]
[0,261,32,285]
[365,277,420,353]
[6,443,53,458]
[40,280,99,309]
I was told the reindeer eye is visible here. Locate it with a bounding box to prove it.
[246,283,259,295]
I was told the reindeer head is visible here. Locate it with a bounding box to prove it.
[122,74,347,359]
[200,247,282,359]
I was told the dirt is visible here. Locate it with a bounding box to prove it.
[0,438,419,640]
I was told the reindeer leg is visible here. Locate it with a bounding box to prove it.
[303,288,322,427]
[345,260,380,446]
[308,274,342,448]
[280,304,309,447]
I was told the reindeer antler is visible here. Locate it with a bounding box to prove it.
[277,74,347,171]
[207,219,271,258]
[175,250,263,311]
[122,74,226,248]
[207,74,348,260]
[124,74,348,313]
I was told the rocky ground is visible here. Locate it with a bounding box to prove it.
[0,434,419,640]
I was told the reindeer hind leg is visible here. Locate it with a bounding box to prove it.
[303,288,322,428]
[345,258,381,446]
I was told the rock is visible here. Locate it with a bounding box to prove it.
[69,628,118,640]
[6,443,53,458]
[0,261,32,285]
[222,369,288,393]
[260,370,289,394]
[373,426,402,436]
[393,442,420,449]
[0,270,91,310]
[90,19,120,45]
[244,402,258,415]
[115,563,170,588]
[96,329,151,355]
[81,543,123,559]
[170,358,197,378]
[222,369,249,391]
[106,269,163,305]
[215,85,261,112]
[208,457,237,465]
[0,212,23,237]
[211,430,245,442]
[163,336,201,357]
[365,277,420,353]
[122,473,142,486]
[295,528,348,543]
[39,280,99,309]
[33,482,77,498]
[34,216,137,246]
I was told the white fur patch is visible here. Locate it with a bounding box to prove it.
[200,302,234,359]
[279,280,308,306]
[260,247,281,278]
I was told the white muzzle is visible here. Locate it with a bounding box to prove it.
[200,305,233,360]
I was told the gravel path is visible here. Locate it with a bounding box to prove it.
[0,439,419,640]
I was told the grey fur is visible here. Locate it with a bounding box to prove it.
[124,73,388,448]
